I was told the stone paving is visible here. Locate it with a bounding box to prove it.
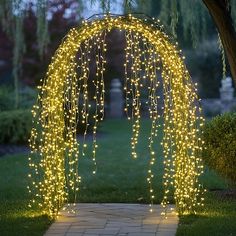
[44,204,178,236]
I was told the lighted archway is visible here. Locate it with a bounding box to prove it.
[28,14,205,217]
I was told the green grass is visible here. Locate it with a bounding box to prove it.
[77,119,165,203]
[0,154,52,236]
[0,119,235,235]
[176,193,236,236]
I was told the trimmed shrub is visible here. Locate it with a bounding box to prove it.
[0,102,102,145]
[0,110,32,144]
[203,113,236,185]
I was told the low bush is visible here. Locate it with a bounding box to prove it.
[0,108,99,145]
[203,113,236,185]
[0,86,37,112]
[0,86,15,111]
[0,110,32,144]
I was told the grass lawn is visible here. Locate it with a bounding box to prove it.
[176,193,236,236]
[0,154,52,236]
[0,119,235,235]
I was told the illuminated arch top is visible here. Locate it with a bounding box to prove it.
[28,14,205,217]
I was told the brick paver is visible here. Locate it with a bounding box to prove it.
[44,204,178,236]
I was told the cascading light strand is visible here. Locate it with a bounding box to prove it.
[146,42,160,212]
[161,69,175,215]
[91,31,107,174]
[124,30,131,120]
[28,14,205,218]
[129,31,142,159]
[80,39,90,158]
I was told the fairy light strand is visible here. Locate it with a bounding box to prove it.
[28,15,204,217]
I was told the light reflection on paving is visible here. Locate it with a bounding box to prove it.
[44,204,178,236]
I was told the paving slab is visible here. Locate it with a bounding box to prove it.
[44,204,178,236]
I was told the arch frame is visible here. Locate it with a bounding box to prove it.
[28,14,205,217]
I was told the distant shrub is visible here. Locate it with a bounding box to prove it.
[0,86,37,111]
[19,87,37,109]
[203,113,236,185]
[0,110,32,144]
[0,86,15,111]
[0,105,99,145]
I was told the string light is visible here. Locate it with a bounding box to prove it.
[28,14,204,217]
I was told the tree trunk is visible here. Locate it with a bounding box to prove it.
[203,0,236,85]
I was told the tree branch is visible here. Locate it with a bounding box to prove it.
[203,0,236,85]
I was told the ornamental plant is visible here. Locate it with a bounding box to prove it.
[203,112,236,185]
[0,109,32,144]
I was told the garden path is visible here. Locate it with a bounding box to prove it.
[44,204,178,236]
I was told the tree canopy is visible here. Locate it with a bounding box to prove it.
[1,0,236,107]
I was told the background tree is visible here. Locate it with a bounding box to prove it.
[203,0,236,85]
[91,0,236,86]
[0,0,236,108]
[123,0,236,85]
[0,0,82,108]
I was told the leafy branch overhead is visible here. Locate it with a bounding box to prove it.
[1,0,236,108]
[2,0,236,63]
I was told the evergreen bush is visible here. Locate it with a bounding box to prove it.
[203,113,236,185]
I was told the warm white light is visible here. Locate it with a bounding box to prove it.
[28,14,204,217]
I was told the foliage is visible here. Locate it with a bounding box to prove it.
[0,0,236,103]
[0,0,82,108]
[19,87,38,109]
[0,86,37,111]
[0,109,32,144]
[0,1,25,109]
[0,106,95,146]
[202,113,236,185]
[185,39,222,98]
[0,86,15,111]
[100,0,236,46]
[36,0,49,58]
